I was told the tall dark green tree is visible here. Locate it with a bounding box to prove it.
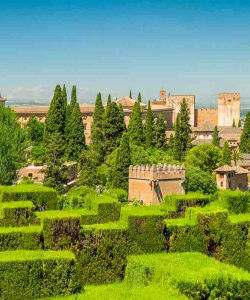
[62,84,68,112]
[173,114,182,161]
[238,119,241,127]
[153,114,167,149]
[220,141,231,166]
[118,104,126,133]
[91,92,105,162]
[179,98,192,160]
[137,92,142,102]
[109,132,131,190]
[240,112,250,153]
[128,101,144,146]
[212,125,220,147]
[69,85,77,117]
[145,101,154,148]
[129,90,132,99]
[44,85,66,158]
[67,102,86,161]
[43,85,67,192]
[107,94,112,108]
[103,102,125,155]
[232,119,236,127]
[0,105,27,185]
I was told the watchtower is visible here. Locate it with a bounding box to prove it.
[128,163,186,205]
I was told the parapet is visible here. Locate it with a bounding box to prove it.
[129,163,185,180]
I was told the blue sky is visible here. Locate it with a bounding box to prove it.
[1,0,250,107]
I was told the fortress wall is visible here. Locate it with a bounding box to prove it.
[195,108,218,127]
[167,95,195,126]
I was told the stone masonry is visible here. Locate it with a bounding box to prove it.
[128,163,185,205]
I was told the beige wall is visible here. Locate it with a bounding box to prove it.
[195,109,218,127]
[218,93,240,126]
[216,172,248,191]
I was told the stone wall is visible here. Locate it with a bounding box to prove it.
[218,93,240,126]
[166,95,195,126]
[128,163,185,205]
[195,108,218,127]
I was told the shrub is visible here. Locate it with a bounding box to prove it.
[0,185,58,210]
[185,166,217,194]
[220,190,249,214]
[106,188,128,203]
[0,250,80,299]
[66,186,95,209]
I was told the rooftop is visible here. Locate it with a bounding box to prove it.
[214,165,248,174]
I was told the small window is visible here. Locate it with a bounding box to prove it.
[220,182,223,187]
[28,173,33,178]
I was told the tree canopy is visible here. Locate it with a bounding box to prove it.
[240,112,250,153]
[128,101,144,146]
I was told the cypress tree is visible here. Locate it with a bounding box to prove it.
[62,84,67,112]
[107,94,112,108]
[128,101,144,146]
[118,104,126,133]
[212,125,220,147]
[44,84,66,158]
[145,101,154,148]
[109,132,131,191]
[232,119,236,127]
[173,114,182,161]
[179,98,192,160]
[238,119,241,127]
[220,141,231,166]
[103,102,125,155]
[137,92,142,102]
[240,112,250,153]
[153,114,167,149]
[91,92,105,162]
[69,85,77,116]
[67,102,86,161]
[129,90,132,99]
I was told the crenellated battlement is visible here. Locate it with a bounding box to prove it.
[129,163,185,181]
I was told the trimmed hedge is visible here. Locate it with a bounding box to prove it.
[0,201,39,227]
[0,226,43,251]
[0,185,58,210]
[220,190,250,214]
[125,252,250,299]
[0,250,80,299]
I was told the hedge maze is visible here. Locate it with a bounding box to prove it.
[0,185,249,299]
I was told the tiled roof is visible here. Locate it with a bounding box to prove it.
[192,120,215,132]
[115,97,146,107]
[219,127,242,135]
[192,138,213,146]
[214,165,248,174]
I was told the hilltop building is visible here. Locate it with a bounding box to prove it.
[1,90,241,145]
[0,94,6,106]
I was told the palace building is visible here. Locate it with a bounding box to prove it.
[3,90,240,145]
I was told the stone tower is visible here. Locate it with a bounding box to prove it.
[159,90,166,102]
[218,93,240,126]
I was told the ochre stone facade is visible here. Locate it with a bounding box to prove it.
[128,163,185,205]
[195,108,218,127]
[218,93,240,126]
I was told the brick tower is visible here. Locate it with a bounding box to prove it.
[128,163,185,205]
[159,90,166,102]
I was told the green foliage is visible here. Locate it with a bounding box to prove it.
[30,143,46,163]
[103,102,125,155]
[66,186,95,209]
[232,119,236,127]
[129,90,132,99]
[145,101,154,148]
[240,111,250,153]
[0,184,58,210]
[220,141,231,166]
[185,166,217,194]
[146,148,179,165]
[91,93,105,162]
[238,119,241,127]
[0,105,27,185]
[220,190,249,214]
[67,102,86,161]
[26,115,45,145]
[185,143,221,173]
[0,250,79,299]
[78,149,101,187]
[69,85,77,118]
[173,114,182,161]
[137,92,142,102]
[128,101,144,146]
[173,99,192,161]
[212,125,220,147]
[168,133,174,155]
[153,114,167,149]
[106,188,128,203]
[109,132,131,190]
